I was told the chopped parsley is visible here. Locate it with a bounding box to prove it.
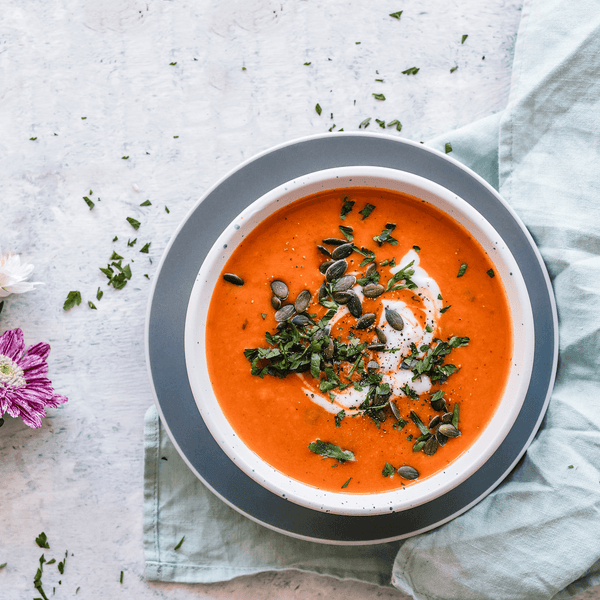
[140,242,151,253]
[170,61,177,65]
[373,223,398,245]
[122,156,129,159]
[113,236,118,242]
[359,117,371,129]
[315,103,322,116]
[372,93,386,101]
[382,462,396,477]
[174,536,185,550]
[385,260,417,291]
[487,269,495,278]
[126,217,141,230]
[341,477,352,488]
[165,206,170,213]
[413,245,420,252]
[63,291,82,311]
[127,238,137,247]
[339,225,354,241]
[375,118,386,128]
[120,570,124,583]
[88,301,97,310]
[304,62,311,65]
[402,67,420,75]
[387,119,402,131]
[450,65,458,73]
[140,200,152,206]
[83,196,94,210]
[309,440,355,463]
[110,251,123,261]
[335,410,346,427]
[96,287,103,301]
[30,137,37,141]
[35,533,50,549]
[445,142,453,153]
[359,203,376,220]
[457,263,467,277]
[440,305,451,313]
[461,34,468,44]
[389,11,403,19]
[340,197,355,219]
[401,337,469,383]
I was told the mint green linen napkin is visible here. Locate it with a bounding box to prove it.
[144,0,600,596]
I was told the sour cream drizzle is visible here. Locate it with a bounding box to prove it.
[301,249,443,415]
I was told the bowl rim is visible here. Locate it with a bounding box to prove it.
[184,165,536,516]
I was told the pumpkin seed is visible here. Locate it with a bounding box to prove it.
[365,262,378,278]
[390,401,402,421]
[319,260,335,274]
[223,273,244,286]
[429,415,441,429]
[331,243,354,260]
[274,304,296,322]
[437,431,448,446]
[367,343,385,351]
[294,289,312,313]
[271,296,282,310]
[270,280,289,300]
[356,313,376,329]
[370,409,386,422]
[322,237,347,246]
[347,292,362,318]
[326,260,348,282]
[385,307,404,331]
[332,290,354,305]
[367,360,379,370]
[318,281,328,301]
[398,466,419,480]
[374,327,387,344]
[317,244,332,257]
[362,283,385,298]
[441,412,454,424]
[333,275,356,292]
[423,435,438,456]
[291,314,310,327]
[431,397,447,412]
[438,423,461,438]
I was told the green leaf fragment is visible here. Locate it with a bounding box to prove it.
[359,117,371,129]
[83,196,94,210]
[140,242,151,253]
[315,103,322,116]
[445,142,453,153]
[457,263,467,277]
[63,291,82,311]
[387,119,402,131]
[341,477,352,489]
[450,65,458,73]
[88,301,97,310]
[389,11,403,19]
[340,197,355,219]
[487,269,495,277]
[372,93,386,101]
[309,440,355,462]
[382,462,395,477]
[359,203,376,220]
[174,536,185,550]
[140,200,152,206]
[461,34,468,44]
[402,67,420,75]
[126,217,141,230]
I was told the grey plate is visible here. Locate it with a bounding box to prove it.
[145,132,558,545]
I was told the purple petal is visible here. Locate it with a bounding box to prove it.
[25,342,50,361]
[0,328,25,361]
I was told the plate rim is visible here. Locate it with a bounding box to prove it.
[145,131,558,545]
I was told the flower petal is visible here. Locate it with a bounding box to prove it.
[0,328,25,360]
[24,342,51,361]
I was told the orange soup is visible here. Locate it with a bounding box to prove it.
[205,188,513,493]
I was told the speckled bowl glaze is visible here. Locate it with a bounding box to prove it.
[184,166,535,516]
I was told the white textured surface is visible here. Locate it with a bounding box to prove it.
[2,0,582,598]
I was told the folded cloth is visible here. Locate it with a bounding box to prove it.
[144,0,600,597]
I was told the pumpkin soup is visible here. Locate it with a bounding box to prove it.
[205,187,512,494]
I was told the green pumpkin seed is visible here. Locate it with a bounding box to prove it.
[423,435,438,456]
[438,424,461,437]
[271,280,289,300]
[441,412,453,424]
[319,260,335,274]
[398,466,419,480]
[367,343,385,351]
[333,275,356,292]
[356,313,376,329]
[291,314,310,327]
[347,293,362,318]
[362,283,385,298]
[390,401,402,421]
[331,243,354,260]
[223,273,244,286]
[271,296,282,310]
[385,307,404,331]
[294,289,312,313]
[429,415,441,429]
[274,304,296,322]
[322,237,347,246]
[317,244,332,257]
[374,327,387,344]
[326,260,348,282]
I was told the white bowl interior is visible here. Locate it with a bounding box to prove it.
[185,166,535,516]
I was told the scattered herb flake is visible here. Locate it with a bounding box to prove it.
[36,533,50,549]
[96,287,103,301]
[413,245,420,252]
[30,137,37,141]
[0,563,5,568]
[382,462,395,478]
[309,440,355,462]
[165,206,170,214]
[127,238,137,247]
[387,119,402,131]
[57,561,64,574]
[340,197,355,220]
[126,217,141,230]
[122,156,129,160]
[372,93,386,101]
[375,118,385,128]
[339,225,354,241]
[140,200,152,206]
[174,536,185,551]
[304,62,311,65]
[315,103,322,116]
[140,243,151,253]
[88,301,97,310]
[445,142,453,154]
[389,10,403,19]
[487,269,495,278]
[359,203,376,220]
[170,61,177,65]
[120,571,124,584]
[341,477,352,489]
[359,117,371,129]
[440,305,451,313]
[452,402,460,428]
[173,135,179,138]
[83,196,94,210]
[450,65,458,73]
[402,67,420,75]
[63,291,82,311]
[461,34,468,44]
[457,263,467,277]
[335,410,346,427]
[110,251,123,261]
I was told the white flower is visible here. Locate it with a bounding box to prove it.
[0,250,43,298]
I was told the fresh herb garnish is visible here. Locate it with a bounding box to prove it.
[304,62,311,65]
[165,206,170,213]
[359,117,371,129]
[126,217,140,230]
[452,402,460,428]
[413,245,420,252]
[341,477,352,488]
[309,440,355,462]
[440,305,451,313]
[63,291,82,311]
[140,243,151,253]
[387,119,402,131]
[461,34,468,44]
[140,200,152,206]
[487,269,495,278]
[375,118,386,128]
[127,238,137,247]
[402,67,420,75]
[401,337,469,383]
[457,263,467,277]
[30,137,37,141]
[373,223,398,245]
[0,563,5,569]
[340,197,355,219]
[95,288,102,301]
[122,156,129,159]
[120,570,124,583]
[385,260,417,291]
[110,251,123,261]
[359,203,376,220]
[83,196,94,210]
[450,65,458,73]
[445,142,453,154]
[338,225,354,241]
[389,11,403,19]
[88,301,97,310]
[112,236,118,242]
[315,103,322,116]
[372,93,386,101]
[174,536,185,550]
[335,410,346,427]
[34,554,48,600]
[36,533,50,549]
[382,462,395,477]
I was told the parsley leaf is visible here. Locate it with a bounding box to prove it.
[335,410,346,428]
[487,268,495,278]
[450,65,458,73]
[402,67,420,75]
[340,197,355,219]
[315,103,322,116]
[461,34,468,44]
[372,93,386,101]
[165,206,170,213]
[341,477,352,488]
[457,263,467,277]
[140,200,152,206]
[174,536,185,550]
[96,287,103,301]
[35,533,50,549]
[127,238,137,247]
[359,203,376,220]
[445,142,453,154]
[88,301,97,310]
[382,462,395,477]
[140,242,151,253]
[126,217,141,230]
[83,196,94,210]
[387,119,402,131]
[63,291,82,311]
[359,117,371,129]
[309,440,355,462]
[389,11,403,19]
[339,225,354,241]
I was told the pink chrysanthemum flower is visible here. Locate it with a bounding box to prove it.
[0,328,67,428]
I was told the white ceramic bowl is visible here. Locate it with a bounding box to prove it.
[184,166,535,516]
